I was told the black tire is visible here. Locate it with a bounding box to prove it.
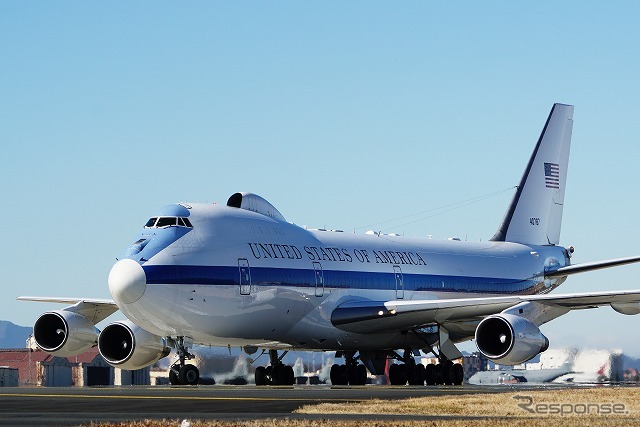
[442,362,454,385]
[356,364,367,385]
[255,366,266,386]
[330,364,347,385]
[179,364,199,385]
[330,364,340,385]
[264,366,273,384]
[406,364,418,385]
[346,365,356,385]
[389,363,399,385]
[271,364,284,385]
[424,364,436,386]
[169,368,180,385]
[452,363,464,385]
[397,364,407,386]
[284,365,295,385]
[434,364,444,385]
[409,363,425,386]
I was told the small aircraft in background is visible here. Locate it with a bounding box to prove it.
[20,104,640,386]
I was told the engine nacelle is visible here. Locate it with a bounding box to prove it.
[33,310,98,357]
[475,313,549,365]
[98,320,170,370]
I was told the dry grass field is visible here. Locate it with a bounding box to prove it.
[297,386,640,417]
[85,386,640,427]
[84,421,639,427]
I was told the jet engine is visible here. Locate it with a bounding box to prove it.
[98,320,170,370]
[33,310,98,357]
[475,313,549,365]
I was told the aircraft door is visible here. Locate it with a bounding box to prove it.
[394,265,404,299]
[238,258,251,295]
[313,262,324,297]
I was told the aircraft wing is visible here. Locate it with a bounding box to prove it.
[17,296,119,324]
[331,290,640,334]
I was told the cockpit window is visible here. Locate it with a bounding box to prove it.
[156,217,177,227]
[145,217,158,227]
[144,216,193,228]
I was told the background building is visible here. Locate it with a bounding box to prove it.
[0,348,149,387]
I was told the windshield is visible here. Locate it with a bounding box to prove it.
[144,216,193,229]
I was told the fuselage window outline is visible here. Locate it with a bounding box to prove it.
[144,217,194,229]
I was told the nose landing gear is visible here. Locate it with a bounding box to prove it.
[168,336,199,385]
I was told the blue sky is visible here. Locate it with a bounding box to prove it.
[2,2,640,355]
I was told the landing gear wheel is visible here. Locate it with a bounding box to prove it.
[284,365,295,385]
[389,363,399,385]
[434,363,444,385]
[408,363,425,385]
[441,361,454,385]
[169,368,180,385]
[389,364,408,385]
[330,364,347,385]
[179,364,199,385]
[424,364,436,386]
[271,364,284,385]
[452,363,464,385]
[399,364,408,385]
[255,366,267,386]
[356,364,367,385]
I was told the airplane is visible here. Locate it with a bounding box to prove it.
[19,103,640,386]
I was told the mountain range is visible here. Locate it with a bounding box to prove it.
[0,320,31,349]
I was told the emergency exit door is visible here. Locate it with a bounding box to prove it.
[394,265,404,299]
[313,262,324,297]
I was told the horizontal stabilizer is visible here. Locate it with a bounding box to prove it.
[545,255,640,279]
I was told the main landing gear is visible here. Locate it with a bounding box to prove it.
[254,350,295,386]
[388,349,464,386]
[330,351,368,385]
[168,337,200,385]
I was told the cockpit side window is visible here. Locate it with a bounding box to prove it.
[145,217,158,228]
[182,217,193,228]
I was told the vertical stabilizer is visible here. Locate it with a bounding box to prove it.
[491,104,574,245]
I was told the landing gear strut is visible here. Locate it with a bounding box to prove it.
[168,336,199,385]
[254,350,295,386]
[330,351,368,385]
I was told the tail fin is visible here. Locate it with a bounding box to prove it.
[491,103,574,245]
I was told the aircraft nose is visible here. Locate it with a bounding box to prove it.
[108,259,147,304]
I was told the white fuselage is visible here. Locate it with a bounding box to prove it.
[114,202,569,351]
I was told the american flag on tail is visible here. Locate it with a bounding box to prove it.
[544,162,560,189]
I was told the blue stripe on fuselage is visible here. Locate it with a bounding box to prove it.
[142,265,539,295]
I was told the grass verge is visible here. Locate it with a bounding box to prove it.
[84,386,640,427]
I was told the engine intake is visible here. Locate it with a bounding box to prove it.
[33,311,98,357]
[98,320,170,370]
[475,314,549,365]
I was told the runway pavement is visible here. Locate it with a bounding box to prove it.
[0,384,579,426]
